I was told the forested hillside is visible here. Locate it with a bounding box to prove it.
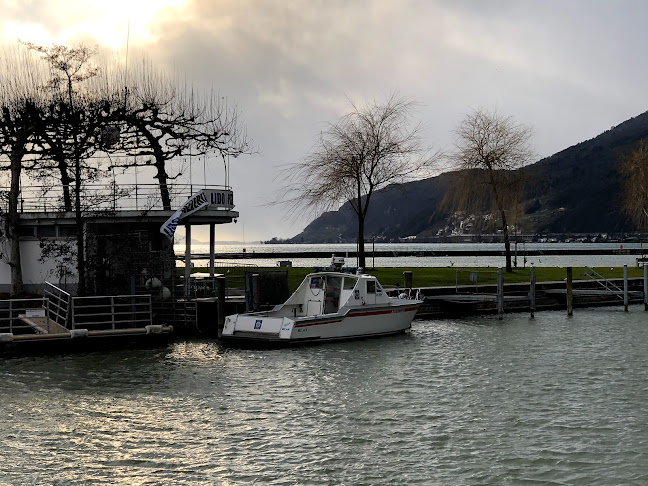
[290,111,648,242]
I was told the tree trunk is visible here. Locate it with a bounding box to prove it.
[501,208,512,273]
[58,157,73,211]
[357,215,366,270]
[74,155,86,296]
[488,168,513,273]
[7,153,24,296]
[154,159,172,210]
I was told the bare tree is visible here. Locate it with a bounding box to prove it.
[281,94,439,269]
[0,46,47,295]
[451,108,533,272]
[117,60,251,209]
[620,139,648,233]
[25,42,121,295]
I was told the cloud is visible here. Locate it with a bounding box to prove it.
[2,0,648,240]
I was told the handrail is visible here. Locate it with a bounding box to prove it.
[71,294,152,330]
[0,183,233,214]
[583,267,624,300]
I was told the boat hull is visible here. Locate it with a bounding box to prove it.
[221,301,421,344]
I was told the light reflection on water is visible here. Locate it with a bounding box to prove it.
[2,308,648,485]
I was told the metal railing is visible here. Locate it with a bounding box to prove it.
[455,269,499,293]
[0,183,232,214]
[583,266,624,300]
[179,262,257,298]
[70,294,153,330]
[44,282,71,328]
[213,261,257,290]
[0,298,51,334]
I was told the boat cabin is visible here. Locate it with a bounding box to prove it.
[272,272,390,318]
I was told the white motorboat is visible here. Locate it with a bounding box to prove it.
[221,271,422,344]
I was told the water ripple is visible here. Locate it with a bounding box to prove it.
[1,308,648,484]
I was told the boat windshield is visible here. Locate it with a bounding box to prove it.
[343,276,358,290]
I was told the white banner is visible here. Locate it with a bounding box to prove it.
[160,190,210,239]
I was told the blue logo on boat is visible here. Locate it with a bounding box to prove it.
[254,320,262,329]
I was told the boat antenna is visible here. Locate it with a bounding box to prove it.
[124,20,130,107]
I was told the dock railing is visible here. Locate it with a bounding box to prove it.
[44,282,71,328]
[455,269,499,294]
[583,266,625,300]
[0,298,52,334]
[70,294,153,330]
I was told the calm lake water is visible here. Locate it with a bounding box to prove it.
[2,307,648,485]
[178,242,645,268]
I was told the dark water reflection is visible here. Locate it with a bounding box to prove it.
[1,308,648,485]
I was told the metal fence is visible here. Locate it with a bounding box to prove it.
[0,298,51,334]
[44,282,71,328]
[0,183,231,213]
[180,262,257,298]
[455,269,500,293]
[70,294,153,330]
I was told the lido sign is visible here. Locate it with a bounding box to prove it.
[160,189,235,238]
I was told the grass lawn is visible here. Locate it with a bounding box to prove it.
[194,265,645,292]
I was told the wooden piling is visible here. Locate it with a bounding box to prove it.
[566,267,573,316]
[403,271,413,290]
[209,223,215,277]
[185,224,192,296]
[217,276,226,338]
[644,264,648,311]
[529,265,536,319]
[497,267,503,320]
[624,264,629,312]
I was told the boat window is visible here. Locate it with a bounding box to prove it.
[310,276,324,289]
[343,277,357,290]
[367,280,376,294]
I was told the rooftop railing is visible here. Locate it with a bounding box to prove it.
[0,183,232,214]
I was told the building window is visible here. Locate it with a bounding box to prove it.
[18,226,36,237]
[58,226,77,237]
[37,226,56,237]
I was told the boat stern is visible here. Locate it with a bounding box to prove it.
[222,314,295,341]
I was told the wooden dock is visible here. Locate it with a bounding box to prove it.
[412,273,648,318]
[0,283,174,356]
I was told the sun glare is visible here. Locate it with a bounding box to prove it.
[2,0,188,50]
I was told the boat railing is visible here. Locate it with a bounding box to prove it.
[0,182,232,214]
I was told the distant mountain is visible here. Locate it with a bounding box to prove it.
[290,110,648,243]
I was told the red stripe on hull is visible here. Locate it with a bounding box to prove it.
[293,305,419,328]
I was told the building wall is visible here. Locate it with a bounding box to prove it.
[0,238,78,294]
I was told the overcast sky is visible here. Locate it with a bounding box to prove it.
[2,0,648,242]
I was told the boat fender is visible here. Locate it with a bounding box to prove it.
[146,325,164,335]
[0,333,14,342]
[70,329,89,338]
[145,277,162,289]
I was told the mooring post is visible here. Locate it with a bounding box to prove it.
[529,265,536,319]
[644,263,648,311]
[497,267,504,320]
[217,276,226,338]
[624,264,629,312]
[566,267,573,316]
[185,224,192,297]
[403,271,413,291]
[209,223,215,277]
